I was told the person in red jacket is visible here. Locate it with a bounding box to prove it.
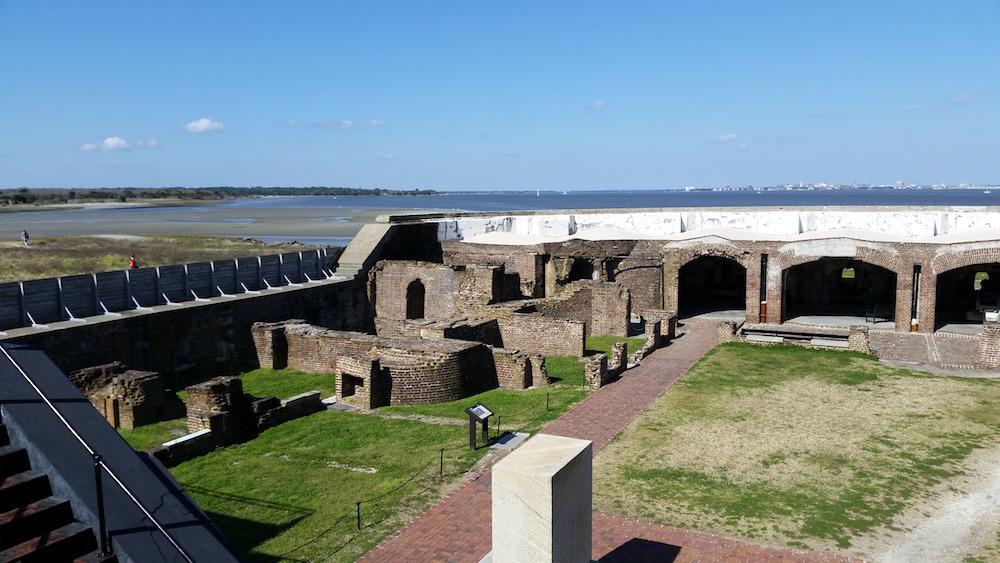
[129,254,138,269]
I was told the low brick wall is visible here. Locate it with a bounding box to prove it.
[848,326,871,354]
[642,310,677,340]
[496,312,585,357]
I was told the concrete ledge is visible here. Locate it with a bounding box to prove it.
[747,334,783,343]
[811,338,850,349]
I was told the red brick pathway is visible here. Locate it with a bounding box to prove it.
[359,320,862,562]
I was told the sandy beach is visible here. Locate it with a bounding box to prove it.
[0,200,434,244]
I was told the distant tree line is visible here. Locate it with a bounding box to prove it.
[0,186,437,206]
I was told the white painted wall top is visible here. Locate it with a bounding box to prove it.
[392,207,1000,245]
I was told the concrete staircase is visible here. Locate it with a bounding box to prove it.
[333,223,393,279]
[0,424,116,563]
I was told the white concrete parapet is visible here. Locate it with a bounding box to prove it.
[492,433,593,563]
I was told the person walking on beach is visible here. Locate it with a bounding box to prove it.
[21,230,28,247]
[129,254,138,269]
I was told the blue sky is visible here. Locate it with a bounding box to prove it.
[1,1,997,191]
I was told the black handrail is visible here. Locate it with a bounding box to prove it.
[0,345,194,563]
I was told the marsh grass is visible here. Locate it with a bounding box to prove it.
[593,342,1000,555]
[171,409,485,563]
[0,235,314,282]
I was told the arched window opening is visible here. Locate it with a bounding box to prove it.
[975,272,990,291]
[406,280,425,320]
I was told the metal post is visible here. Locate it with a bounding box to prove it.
[356,501,361,530]
[440,448,444,477]
[93,454,112,556]
[546,392,550,412]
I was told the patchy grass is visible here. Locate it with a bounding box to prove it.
[0,234,316,282]
[593,342,1000,557]
[118,417,188,451]
[586,335,646,357]
[380,386,591,437]
[171,409,485,563]
[239,368,338,400]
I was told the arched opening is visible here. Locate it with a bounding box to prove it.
[406,280,425,320]
[782,258,896,322]
[566,258,595,282]
[934,264,1000,332]
[678,256,746,317]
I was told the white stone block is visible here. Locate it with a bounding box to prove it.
[492,433,593,563]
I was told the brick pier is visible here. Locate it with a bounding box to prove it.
[358,320,864,563]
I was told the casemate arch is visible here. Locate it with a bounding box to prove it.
[678,255,747,317]
[781,258,897,323]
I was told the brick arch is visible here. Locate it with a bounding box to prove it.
[931,247,1000,276]
[674,243,755,271]
[774,245,905,277]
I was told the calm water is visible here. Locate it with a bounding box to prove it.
[226,188,1000,212]
[3,189,998,246]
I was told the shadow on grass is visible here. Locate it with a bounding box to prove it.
[599,538,680,562]
[184,485,313,561]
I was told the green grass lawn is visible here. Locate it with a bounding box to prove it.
[380,386,591,437]
[585,335,646,357]
[545,356,586,385]
[171,410,485,562]
[593,342,1000,558]
[118,417,188,451]
[239,368,338,399]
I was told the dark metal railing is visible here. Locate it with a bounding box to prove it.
[0,345,194,562]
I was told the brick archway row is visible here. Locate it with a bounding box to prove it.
[663,238,1000,333]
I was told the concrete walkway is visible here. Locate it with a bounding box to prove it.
[358,320,863,562]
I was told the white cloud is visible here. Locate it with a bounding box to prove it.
[79,143,98,152]
[367,119,387,127]
[906,104,920,111]
[586,100,607,111]
[313,120,354,129]
[806,110,843,118]
[135,138,160,148]
[274,120,295,127]
[715,133,739,143]
[101,137,129,150]
[183,118,224,133]
[952,93,975,104]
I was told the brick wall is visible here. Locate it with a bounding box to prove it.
[496,312,585,357]
[976,322,1000,369]
[6,278,369,385]
[108,370,185,429]
[372,261,457,321]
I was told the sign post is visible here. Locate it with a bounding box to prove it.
[464,402,493,451]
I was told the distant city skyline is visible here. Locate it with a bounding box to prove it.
[1,1,997,191]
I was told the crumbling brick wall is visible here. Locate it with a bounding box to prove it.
[108,370,185,429]
[372,260,457,321]
[976,322,1000,369]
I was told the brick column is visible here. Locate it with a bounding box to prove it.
[848,326,870,354]
[975,321,1000,369]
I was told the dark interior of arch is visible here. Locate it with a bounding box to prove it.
[781,258,896,321]
[934,263,1000,329]
[678,256,746,317]
[406,279,425,319]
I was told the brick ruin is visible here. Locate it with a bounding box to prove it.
[250,320,550,408]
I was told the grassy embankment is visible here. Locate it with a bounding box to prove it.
[594,342,1000,560]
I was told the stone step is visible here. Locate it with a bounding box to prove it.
[0,496,75,550]
[0,521,99,563]
[0,445,30,478]
[0,470,52,513]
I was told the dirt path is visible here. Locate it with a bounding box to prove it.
[859,445,1000,562]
